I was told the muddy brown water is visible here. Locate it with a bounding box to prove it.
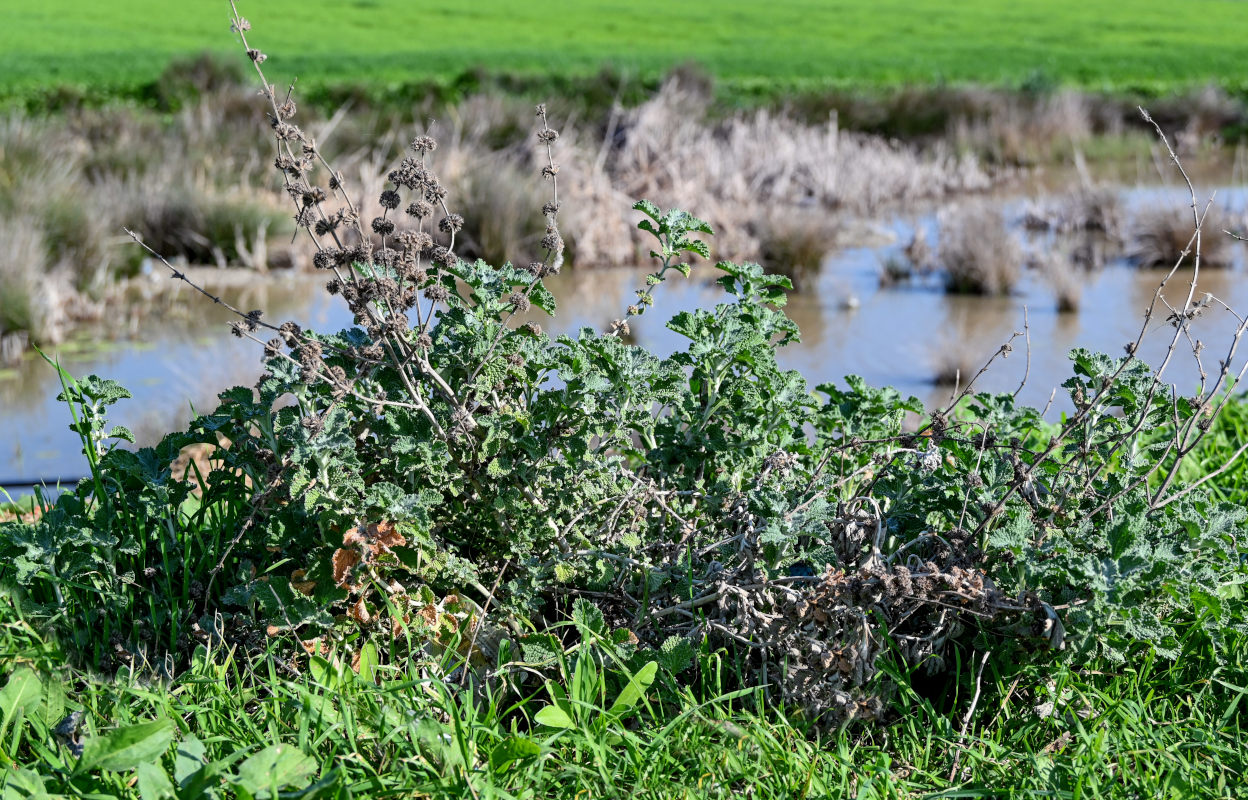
[3,182,1246,493]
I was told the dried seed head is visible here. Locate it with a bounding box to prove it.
[279,321,302,346]
[521,321,543,336]
[326,278,342,295]
[340,245,366,266]
[540,164,560,179]
[409,135,438,154]
[508,291,530,312]
[231,18,251,32]
[247,49,266,63]
[397,230,433,253]
[264,337,283,357]
[414,332,433,350]
[375,247,399,268]
[379,189,401,210]
[298,340,324,374]
[438,214,464,234]
[540,227,564,254]
[312,250,333,270]
[371,217,395,236]
[277,100,296,120]
[405,200,432,219]
[537,128,559,144]
[423,284,450,303]
[542,200,560,216]
[424,182,448,204]
[389,157,427,189]
[535,103,547,117]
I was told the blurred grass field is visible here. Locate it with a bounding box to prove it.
[4,0,1248,102]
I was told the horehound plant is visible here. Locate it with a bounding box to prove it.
[5,2,1245,727]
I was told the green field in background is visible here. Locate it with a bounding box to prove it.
[2,0,1248,100]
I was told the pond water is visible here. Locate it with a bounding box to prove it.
[3,181,1246,494]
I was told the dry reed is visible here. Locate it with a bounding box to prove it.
[938,202,1023,295]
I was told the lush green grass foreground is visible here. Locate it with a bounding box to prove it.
[1,588,1244,799]
[4,0,1248,104]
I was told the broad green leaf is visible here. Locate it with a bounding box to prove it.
[0,668,43,739]
[232,744,317,798]
[136,761,176,800]
[356,641,379,684]
[173,735,207,786]
[0,767,47,796]
[489,736,541,773]
[608,661,657,716]
[78,718,174,773]
[533,704,575,730]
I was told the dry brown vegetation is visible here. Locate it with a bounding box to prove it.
[1023,187,1123,237]
[938,202,1023,295]
[0,79,1000,360]
[1129,206,1236,269]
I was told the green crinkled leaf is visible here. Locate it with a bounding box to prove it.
[519,633,563,666]
[657,636,695,674]
[632,199,661,222]
[572,598,606,637]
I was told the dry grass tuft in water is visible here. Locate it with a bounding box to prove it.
[1129,207,1236,269]
[1023,187,1123,239]
[938,202,1023,295]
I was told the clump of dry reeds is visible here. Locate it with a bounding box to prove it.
[1129,207,1234,269]
[1023,187,1122,238]
[555,80,992,266]
[938,202,1023,295]
[951,89,1098,165]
